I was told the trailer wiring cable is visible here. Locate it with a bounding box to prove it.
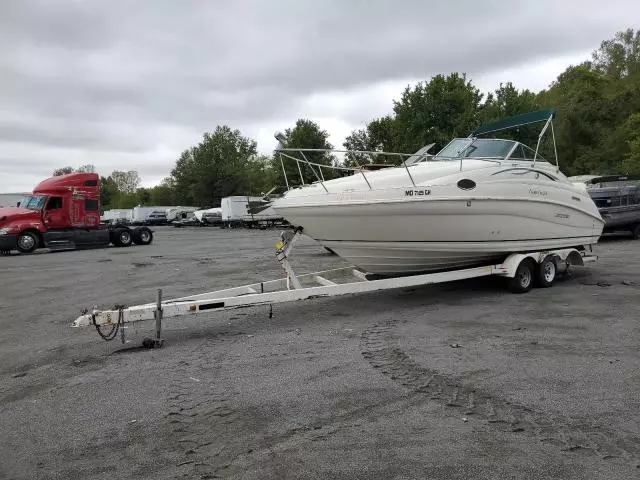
[90,305,126,342]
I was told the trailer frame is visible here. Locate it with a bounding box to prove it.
[72,229,597,343]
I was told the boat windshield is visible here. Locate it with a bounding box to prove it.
[434,138,517,160]
[20,195,47,211]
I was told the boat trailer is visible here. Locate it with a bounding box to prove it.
[72,228,597,346]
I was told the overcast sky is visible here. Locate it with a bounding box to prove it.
[0,1,637,193]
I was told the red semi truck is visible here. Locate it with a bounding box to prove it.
[0,172,153,254]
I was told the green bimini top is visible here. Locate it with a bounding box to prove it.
[472,109,556,136]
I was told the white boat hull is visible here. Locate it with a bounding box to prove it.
[319,239,597,275]
[274,182,604,275]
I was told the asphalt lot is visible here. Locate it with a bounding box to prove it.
[0,226,639,480]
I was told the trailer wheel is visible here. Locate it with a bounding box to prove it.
[133,227,153,245]
[507,258,535,293]
[16,231,39,254]
[535,256,557,288]
[112,228,133,247]
[632,224,640,239]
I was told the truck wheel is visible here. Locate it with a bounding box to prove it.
[133,227,153,245]
[507,258,535,293]
[16,231,39,254]
[632,224,640,239]
[535,256,557,288]
[112,228,133,247]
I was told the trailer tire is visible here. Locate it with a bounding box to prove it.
[16,231,39,254]
[133,227,153,245]
[535,256,557,288]
[632,224,640,239]
[112,228,133,247]
[507,258,535,293]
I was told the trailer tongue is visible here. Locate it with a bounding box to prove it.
[72,228,597,345]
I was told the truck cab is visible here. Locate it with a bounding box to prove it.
[34,172,102,229]
[0,172,152,254]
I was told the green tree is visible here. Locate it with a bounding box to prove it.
[149,178,177,205]
[136,187,151,205]
[476,82,544,150]
[77,164,96,173]
[534,29,640,175]
[99,176,119,209]
[245,154,280,195]
[53,164,97,176]
[592,28,640,79]
[618,113,640,173]
[110,170,141,194]
[343,115,400,166]
[537,65,611,174]
[98,171,142,209]
[169,125,260,206]
[272,118,338,187]
[342,127,371,166]
[53,166,74,176]
[392,73,483,153]
[481,82,540,123]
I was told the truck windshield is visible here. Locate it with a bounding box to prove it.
[22,195,47,211]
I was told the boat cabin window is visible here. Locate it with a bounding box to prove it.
[46,196,63,210]
[435,139,516,160]
[508,144,528,160]
[508,143,548,162]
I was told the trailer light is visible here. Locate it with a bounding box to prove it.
[0,228,10,235]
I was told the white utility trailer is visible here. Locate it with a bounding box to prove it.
[72,229,597,346]
[221,196,283,228]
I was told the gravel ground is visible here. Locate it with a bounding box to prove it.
[0,226,639,480]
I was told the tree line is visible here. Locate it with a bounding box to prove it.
[55,28,640,210]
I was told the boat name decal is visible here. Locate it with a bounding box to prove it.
[405,189,431,197]
[555,213,570,219]
[571,196,581,202]
[529,188,548,197]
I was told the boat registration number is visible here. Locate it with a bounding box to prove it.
[405,189,431,196]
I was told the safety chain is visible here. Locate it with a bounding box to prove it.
[89,305,126,342]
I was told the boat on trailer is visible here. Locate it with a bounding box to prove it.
[71,110,602,345]
[270,109,604,276]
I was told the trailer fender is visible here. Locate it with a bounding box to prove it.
[564,250,585,267]
[498,249,586,278]
[498,253,537,278]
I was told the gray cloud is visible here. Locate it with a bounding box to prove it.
[0,0,637,191]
